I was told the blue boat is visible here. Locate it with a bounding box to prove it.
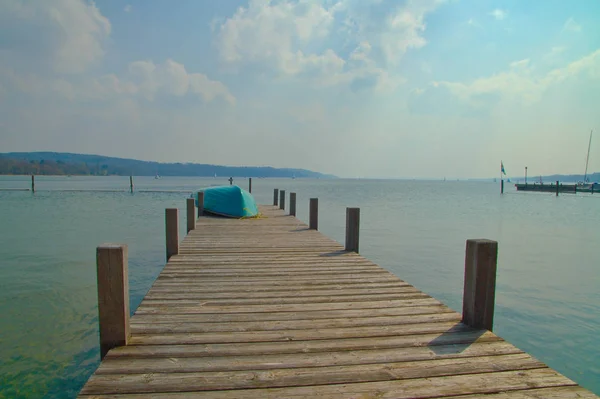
[194,185,259,218]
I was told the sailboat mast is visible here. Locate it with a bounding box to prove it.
[584,129,593,183]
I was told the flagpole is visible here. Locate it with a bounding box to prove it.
[500,161,504,194]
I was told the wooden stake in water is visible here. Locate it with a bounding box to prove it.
[556,180,559,196]
[249,178,252,193]
[31,174,35,193]
[462,239,498,331]
[96,244,129,359]
[129,176,134,193]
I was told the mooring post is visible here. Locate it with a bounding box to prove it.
[166,208,179,261]
[556,180,559,196]
[273,189,279,206]
[280,190,286,210]
[309,198,319,230]
[345,207,360,253]
[186,198,195,233]
[197,192,204,217]
[500,179,504,194]
[462,239,498,331]
[96,244,129,360]
[129,176,134,193]
[289,192,297,216]
[249,177,252,193]
[31,174,35,193]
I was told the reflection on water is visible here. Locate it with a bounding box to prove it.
[0,176,598,397]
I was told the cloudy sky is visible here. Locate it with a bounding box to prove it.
[1,0,599,178]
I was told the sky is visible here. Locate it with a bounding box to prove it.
[0,0,599,178]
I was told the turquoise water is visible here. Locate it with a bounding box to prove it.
[0,176,599,397]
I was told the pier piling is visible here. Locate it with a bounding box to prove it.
[273,189,279,206]
[289,192,297,216]
[345,207,360,253]
[309,198,319,230]
[165,208,179,261]
[556,181,559,196]
[186,198,195,233]
[31,174,35,193]
[279,190,286,210]
[249,178,252,193]
[96,244,129,360]
[462,239,498,331]
[129,176,133,193]
[197,192,204,217]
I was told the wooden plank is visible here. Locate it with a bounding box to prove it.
[139,292,429,306]
[99,341,522,373]
[81,368,574,397]
[83,354,544,394]
[144,286,420,299]
[108,330,500,357]
[130,313,461,332]
[128,320,473,344]
[135,298,443,314]
[80,386,598,399]
[130,304,455,324]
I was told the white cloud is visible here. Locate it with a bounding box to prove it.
[467,18,482,28]
[0,1,234,106]
[124,5,132,13]
[215,0,444,90]
[563,17,582,33]
[0,0,111,74]
[489,9,507,20]
[125,59,236,104]
[433,49,600,106]
[509,59,530,69]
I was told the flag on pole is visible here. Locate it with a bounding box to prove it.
[501,161,506,175]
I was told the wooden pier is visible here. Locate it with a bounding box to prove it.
[79,193,598,398]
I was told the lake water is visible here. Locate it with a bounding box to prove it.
[0,175,599,398]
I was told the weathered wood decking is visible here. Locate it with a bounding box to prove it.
[80,205,597,398]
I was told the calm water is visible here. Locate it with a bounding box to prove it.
[0,176,599,397]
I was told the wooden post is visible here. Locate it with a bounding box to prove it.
[197,192,204,217]
[249,178,252,193]
[186,198,195,233]
[31,174,35,193]
[290,192,297,216]
[166,208,179,261]
[462,239,498,331]
[309,198,318,230]
[500,179,504,194]
[280,190,286,210]
[129,176,134,193]
[96,244,129,359]
[556,180,559,196]
[345,207,360,253]
[273,189,279,206]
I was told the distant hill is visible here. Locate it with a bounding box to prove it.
[0,152,336,178]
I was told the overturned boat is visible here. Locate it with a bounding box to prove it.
[194,185,259,218]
